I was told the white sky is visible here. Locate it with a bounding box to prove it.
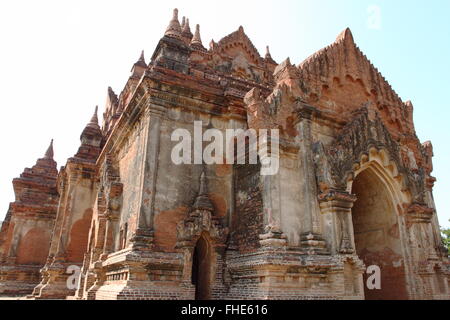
[0,0,448,228]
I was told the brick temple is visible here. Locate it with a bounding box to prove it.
[0,9,449,300]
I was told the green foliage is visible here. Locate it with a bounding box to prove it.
[441,222,450,255]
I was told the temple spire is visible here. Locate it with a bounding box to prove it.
[182,18,192,33]
[265,45,276,64]
[190,24,206,51]
[78,105,103,155]
[134,50,146,68]
[82,105,100,132]
[193,170,214,211]
[265,46,272,59]
[181,17,193,44]
[130,50,147,78]
[199,171,207,195]
[164,8,182,39]
[138,50,145,64]
[44,139,54,159]
[335,27,355,45]
[89,106,99,126]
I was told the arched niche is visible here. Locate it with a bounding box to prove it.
[16,228,50,265]
[350,163,408,300]
[191,232,213,300]
[66,209,93,263]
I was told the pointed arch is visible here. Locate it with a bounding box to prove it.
[191,232,213,300]
[348,156,410,300]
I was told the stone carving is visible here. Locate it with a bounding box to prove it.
[1,8,448,300]
[313,106,427,204]
[176,171,228,248]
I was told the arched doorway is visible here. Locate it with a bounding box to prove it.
[191,234,212,300]
[351,168,408,300]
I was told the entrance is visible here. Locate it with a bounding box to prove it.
[351,168,408,300]
[191,234,212,300]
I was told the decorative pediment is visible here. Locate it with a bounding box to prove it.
[298,28,403,107]
[176,172,228,248]
[215,26,262,66]
[199,26,269,83]
[313,106,427,204]
[176,209,228,248]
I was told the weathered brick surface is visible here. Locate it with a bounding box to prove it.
[1,8,449,300]
[0,141,58,295]
[233,163,264,253]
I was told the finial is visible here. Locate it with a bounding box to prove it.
[265,46,273,59]
[164,8,182,39]
[133,50,146,68]
[44,139,54,159]
[139,50,145,63]
[181,16,186,29]
[199,171,207,195]
[193,170,214,211]
[80,105,102,144]
[209,39,216,51]
[265,45,276,64]
[181,17,193,41]
[183,18,191,33]
[130,50,147,75]
[90,106,99,125]
[336,27,354,44]
[191,24,205,50]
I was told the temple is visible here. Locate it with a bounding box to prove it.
[0,9,448,300]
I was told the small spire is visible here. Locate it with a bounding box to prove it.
[273,57,293,77]
[265,45,276,64]
[190,24,205,51]
[181,17,193,43]
[193,170,214,211]
[183,18,191,33]
[336,27,354,44]
[199,171,207,195]
[134,50,146,68]
[209,39,217,51]
[181,16,186,29]
[89,106,99,127]
[130,50,147,77]
[44,139,54,159]
[79,105,102,147]
[139,50,145,63]
[164,8,182,39]
[405,100,413,108]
